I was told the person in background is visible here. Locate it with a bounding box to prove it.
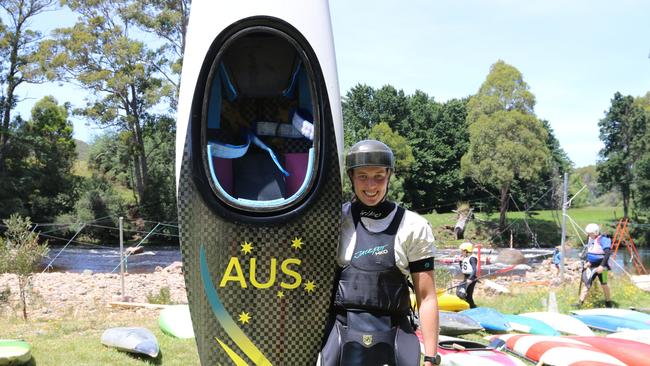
[552,245,562,275]
[319,140,440,366]
[457,242,478,308]
[578,223,613,308]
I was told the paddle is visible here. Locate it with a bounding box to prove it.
[445,264,519,292]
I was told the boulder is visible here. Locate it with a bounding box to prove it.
[496,249,527,265]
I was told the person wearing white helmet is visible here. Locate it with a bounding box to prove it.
[319,140,440,366]
[578,223,613,308]
[457,242,478,308]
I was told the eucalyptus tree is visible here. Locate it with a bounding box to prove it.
[597,92,647,218]
[0,0,57,171]
[461,60,550,230]
[125,0,191,99]
[38,0,176,205]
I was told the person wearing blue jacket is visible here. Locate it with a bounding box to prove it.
[578,223,613,308]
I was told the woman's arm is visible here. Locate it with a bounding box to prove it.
[413,270,439,365]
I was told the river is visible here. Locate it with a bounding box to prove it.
[40,245,182,274]
[40,245,650,274]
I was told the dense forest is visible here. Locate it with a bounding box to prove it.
[0,0,649,245]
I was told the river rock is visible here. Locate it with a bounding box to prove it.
[496,249,527,265]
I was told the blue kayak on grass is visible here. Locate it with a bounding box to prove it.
[502,314,559,336]
[460,307,512,333]
[571,308,650,324]
[572,314,650,333]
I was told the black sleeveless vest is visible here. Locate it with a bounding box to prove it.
[334,205,411,315]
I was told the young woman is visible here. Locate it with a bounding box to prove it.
[458,242,478,308]
[320,140,440,366]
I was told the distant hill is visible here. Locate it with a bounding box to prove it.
[75,139,90,161]
[73,139,91,177]
[571,165,621,207]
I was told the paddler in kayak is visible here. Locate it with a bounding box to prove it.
[577,223,613,308]
[456,242,478,308]
[320,140,441,365]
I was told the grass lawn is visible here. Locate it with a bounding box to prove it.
[3,276,648,365]
[1,311,199,366]
[424,206,624,248]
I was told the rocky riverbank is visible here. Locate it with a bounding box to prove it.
[0,256,592,320]
[0,262,187,320]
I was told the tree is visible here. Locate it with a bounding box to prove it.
[22,96,78,221]
[368,122,414,205]
[37,0,175,207]
[125,0,190,99]
[597,92,646,219]
[0,0,56,171]
[402,94,471,212]
[461,60,550,230]
[0,214,48,320]
[341,84,410,148]
[0,97,77,221]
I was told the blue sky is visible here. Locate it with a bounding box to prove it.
[12,0,650,168]
[329,0,650,167]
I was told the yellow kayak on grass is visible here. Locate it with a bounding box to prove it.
[410,290,470,312]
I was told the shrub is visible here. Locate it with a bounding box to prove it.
[0,214,49,320]
[146,286,173,305]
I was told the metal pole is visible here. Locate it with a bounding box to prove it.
[119,217,125,301]
[560,173,568,280]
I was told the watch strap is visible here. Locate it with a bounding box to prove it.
[424,354,441,365]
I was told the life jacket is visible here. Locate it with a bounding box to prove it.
[587,235,612,263]
[320,205,420,366]
[334,206,411,314]
[460,255,478,276]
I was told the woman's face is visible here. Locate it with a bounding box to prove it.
[351,166,389,206]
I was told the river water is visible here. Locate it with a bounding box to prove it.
[41,245,182,274]
[40,245,650,274]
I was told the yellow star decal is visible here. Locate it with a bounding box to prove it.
[238,311,251,324]
[241,241,253,255]
[291,237,303,250]
[277,291,284,299]
[304,280,316,293]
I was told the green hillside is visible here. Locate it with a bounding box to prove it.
[73,139,91,177]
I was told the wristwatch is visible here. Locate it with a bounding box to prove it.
[424,354,441,365]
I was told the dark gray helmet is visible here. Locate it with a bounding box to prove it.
[345,140,395,172]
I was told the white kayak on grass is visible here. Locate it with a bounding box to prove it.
[606,329,650,345]
[519,311,594,336]
[100,327,159,358]
[0,339,32,366]
[159,304,195,339]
